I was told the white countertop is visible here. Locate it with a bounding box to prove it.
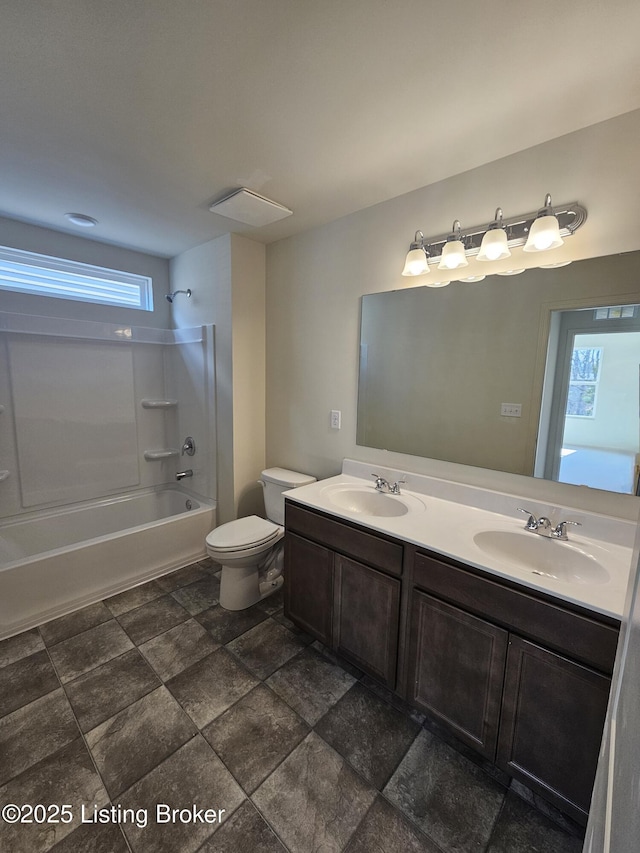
[284,464,637,620]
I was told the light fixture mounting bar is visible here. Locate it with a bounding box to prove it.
[421,202,586,263]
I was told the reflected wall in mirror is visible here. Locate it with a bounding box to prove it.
[357,251,640,495]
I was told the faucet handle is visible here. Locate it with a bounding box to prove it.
[371,473,389,491]
[389,478,406,495]
[552,520,582,540]
[517,507,539,531]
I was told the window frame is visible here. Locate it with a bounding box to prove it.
[0,245,154,311]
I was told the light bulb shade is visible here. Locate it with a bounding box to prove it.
[438,240,468,270]
[523,214,564,252]
[477,228,511,262]
[402,247,430,276]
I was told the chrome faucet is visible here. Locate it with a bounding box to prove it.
[517,508,582,540]
[372,474,406,494]
[176,469,193,481]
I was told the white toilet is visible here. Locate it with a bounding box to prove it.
[205,467,316,611]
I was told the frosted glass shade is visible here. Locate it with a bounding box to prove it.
[402,248,430,276]
[477,228,511,262]
[523,214,564,252]
[438,240,468,270]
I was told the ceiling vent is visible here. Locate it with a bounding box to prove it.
[209,188,292,227]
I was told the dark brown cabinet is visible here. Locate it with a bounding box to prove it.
[334,555,401,686]
[497,636,611,822]
[284,502,403,687]
[284,500,619,825]
[407,590,508,759]
[284,531,334,645]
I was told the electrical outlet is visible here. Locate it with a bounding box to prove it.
[501,403,522,417]
[330,409,341,429]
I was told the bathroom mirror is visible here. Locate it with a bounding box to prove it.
[357,251,640,495]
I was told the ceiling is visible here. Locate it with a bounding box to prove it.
[1,0,640,259]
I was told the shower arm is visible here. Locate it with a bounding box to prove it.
[166,289,192,303]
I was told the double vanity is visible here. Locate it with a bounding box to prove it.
[283,460,635,825]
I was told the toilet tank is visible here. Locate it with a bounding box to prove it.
[261,467,316,525]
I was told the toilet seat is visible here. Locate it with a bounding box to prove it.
[205,515,282,555]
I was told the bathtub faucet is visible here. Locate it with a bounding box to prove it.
[176,469,193,481]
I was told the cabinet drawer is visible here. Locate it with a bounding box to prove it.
[285,502,403,576]
[413,551,619,674]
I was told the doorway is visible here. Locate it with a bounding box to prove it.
[537,305,640,494]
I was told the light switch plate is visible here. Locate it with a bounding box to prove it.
[501,403,522,417]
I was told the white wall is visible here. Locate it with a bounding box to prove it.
[170,233,266,523]
[266,110,640,520]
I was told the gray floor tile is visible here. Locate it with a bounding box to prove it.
[198,799,286,852]
[486,792,583,853]
[195,602,269,644]
[316,682,421,789]
[118,594,190,645]
[49,822,130,852]
[253,731,376,853]
[203,683,309,793]
[65,648,161,733]
[86,685,197,798]
[255,587,284,615]
[105,580,164,617]
[226,618,311,679]
[39,602,112,646]
[171,575,221,615]
[167,647,259,728]
[156,563,211,593]
[0,649,59,717]
[0,738,109,853]
[117,735,245,853]
[0,688,79,786]
[266,645,357,725]
[384,729,506,853]
[345,795,441,853]
[138,619,219,681]
[48,620,134,684]
[0,628,44,668]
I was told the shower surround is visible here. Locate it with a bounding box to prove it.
[0,313,216,638]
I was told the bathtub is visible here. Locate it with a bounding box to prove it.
[0,487,216,639]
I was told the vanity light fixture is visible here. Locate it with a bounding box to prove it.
[477,208,511,262]
[401,195,586,277]
[460,274,486,282]
[438,220,469,270]
[401,231,430,276]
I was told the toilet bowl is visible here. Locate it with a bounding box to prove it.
[205,468,315,611]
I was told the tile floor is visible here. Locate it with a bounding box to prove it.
[0,559,586,852]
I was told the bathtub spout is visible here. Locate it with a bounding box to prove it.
[175,470,193,481]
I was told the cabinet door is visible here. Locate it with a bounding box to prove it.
[334,555,401,687]
[497,635,610,824]
[284,532,333,645]
[407,590,508,760]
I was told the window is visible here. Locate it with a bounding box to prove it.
[566,346,602,418]
[0,245,153,311]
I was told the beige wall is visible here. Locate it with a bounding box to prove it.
[170,233,266,523]
[266,109,640,519]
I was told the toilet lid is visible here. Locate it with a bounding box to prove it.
[206,515,281,552]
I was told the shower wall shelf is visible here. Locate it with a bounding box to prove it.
[141,399,178,409]
[143,449,179,461]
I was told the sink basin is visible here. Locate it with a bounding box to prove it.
[319,484,425,518]
[472,530,609,585]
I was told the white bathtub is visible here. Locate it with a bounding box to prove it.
[0,487,216,639]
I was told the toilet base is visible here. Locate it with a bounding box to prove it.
[218,551,284,611]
